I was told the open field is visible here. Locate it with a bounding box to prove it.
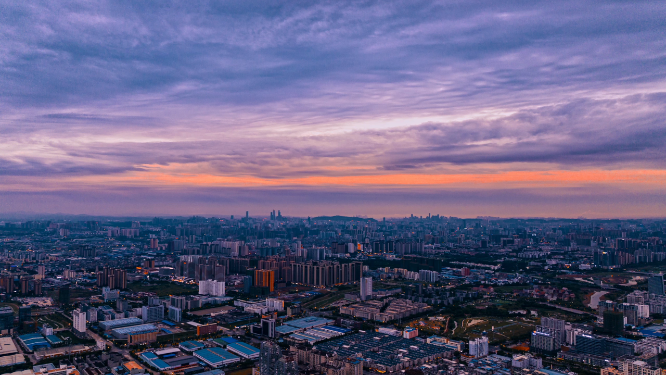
[453,317,536,344]
[300,290,350,309]
[70,289,97,300]
[36,314,69,329]
[492,285,530,294]
[56,329,96,346]
[406,316,450,334]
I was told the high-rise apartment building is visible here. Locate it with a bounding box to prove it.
[469,336,489,358]
[97,267,127,289]
[168,306,182,322]
[20,276,31,295]
[141,305,165,323]
[254,269,275,292]
[259,341,298,375]
[73,309,87,333]
[360,277,373,301]
[34,279,42,296]
[290,260,362,287]
[266,298,284,312]
[170,296,186,310]
[604,311,625,335]
[540,317,566,344]
[531,331,557,353]
[648,274,665,296]
[199,280,226,296]
[243,275,252,294]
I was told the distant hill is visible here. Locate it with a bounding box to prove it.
[312,215,378,222]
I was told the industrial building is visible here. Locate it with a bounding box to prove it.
[193,347,240,367]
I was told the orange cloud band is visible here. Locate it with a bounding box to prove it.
[120,169,666,188]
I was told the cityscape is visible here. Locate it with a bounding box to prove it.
[1,1,666,375]
[0,215,665,375]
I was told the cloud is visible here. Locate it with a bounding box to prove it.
[0,1,665,215]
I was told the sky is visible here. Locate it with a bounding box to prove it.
[1,1,666,218]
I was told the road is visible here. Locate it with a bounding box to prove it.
[86,329,160,375]
[587,291,609,309]
[13,334,38,366]
[539,302,595,316]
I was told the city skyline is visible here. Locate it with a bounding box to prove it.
[1,1,665,217]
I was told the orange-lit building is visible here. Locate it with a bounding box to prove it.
[254,269,275,292]
[197,323,218,336]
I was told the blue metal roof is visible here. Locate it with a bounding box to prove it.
[227,342,259,356]
[180,341,206,350]
[275,325,300,334]
[150,358,171,370]
[194,347,239,364]
[19,333,50,351]
[45,335,63,345]
[322,326,350,333]
[141,352,158,360]
[140,351,172,370]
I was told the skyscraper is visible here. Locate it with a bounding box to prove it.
[243,275,252,294]
[648,274,665,296]
[262,318,276,338]
[0,307,14,331]
[19,306,31,324]
[59,284,70,306]
[360,277,373,301]
[604,311,625,336]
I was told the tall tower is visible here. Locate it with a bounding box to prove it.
[648,274,665,296]
[360,277,373,301]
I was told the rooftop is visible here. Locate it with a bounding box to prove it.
[112,324,158,335]
[194,347,239,364]
[99,317,143,330]
[283,316,333,329]
[227,342,259,356]
[123,361,143,371]
[180,340,206,351]
[0,337,18,356]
